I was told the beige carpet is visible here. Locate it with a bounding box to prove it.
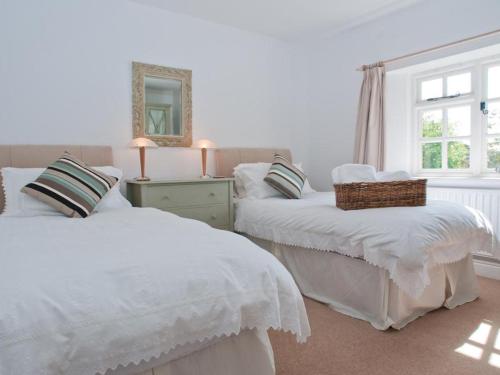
[270,277,500,375]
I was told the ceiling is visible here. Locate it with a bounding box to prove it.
[131,0,423,40]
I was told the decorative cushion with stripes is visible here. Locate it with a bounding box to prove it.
[264,154,306,199]
[21,152,118,218]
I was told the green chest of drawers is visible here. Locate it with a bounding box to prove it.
[126,178,234,231]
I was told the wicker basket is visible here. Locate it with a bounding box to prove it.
[334,179,427,210]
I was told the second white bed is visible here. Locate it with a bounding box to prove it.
[235,192,495,329]
[248,236,478,330]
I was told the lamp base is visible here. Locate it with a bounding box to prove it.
[135,176,151,181]
[200,175,211,179]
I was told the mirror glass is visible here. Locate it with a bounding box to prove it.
[144,76,182,136]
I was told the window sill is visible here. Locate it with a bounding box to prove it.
[425,177,500,189]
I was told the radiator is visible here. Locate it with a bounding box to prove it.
[428,187,500,258]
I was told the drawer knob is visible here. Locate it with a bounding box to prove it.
[211,214,217,220]
[162,195,170,200]
[209,192,215,197]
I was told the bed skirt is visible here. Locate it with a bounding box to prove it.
[105,329,274,375]
[247,236,479,330]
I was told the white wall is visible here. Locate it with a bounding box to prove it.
[385,71,412,172]
[301,0,500,190]
[3,0,500,191]
[0,0,308,181]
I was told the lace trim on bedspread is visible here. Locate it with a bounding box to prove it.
[235,219,494,299]
[1,288,310,375]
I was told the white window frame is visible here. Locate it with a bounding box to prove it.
[411,55,500,177]
[482,61,500,174]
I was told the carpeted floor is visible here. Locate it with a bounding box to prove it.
[270,277,500,375]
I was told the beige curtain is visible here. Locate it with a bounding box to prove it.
[353,63,385,171]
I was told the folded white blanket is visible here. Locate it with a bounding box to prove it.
[332,164,412,184]
[376,170,412,181]
[331,164,377,184]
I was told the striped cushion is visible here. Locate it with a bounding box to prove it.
[21,152,118,218]
[264,154,306,199]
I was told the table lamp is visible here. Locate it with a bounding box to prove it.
[128,137,158,181]
[192,139,217,178]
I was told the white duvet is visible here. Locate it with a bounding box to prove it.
[235,192,496,298]
[0,208,310,375]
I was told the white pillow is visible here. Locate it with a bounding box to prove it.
[1,166,130,217]
[93,167,132,213]
[234,163,281,199]
[234,162,315,199]
[294,163,316,194]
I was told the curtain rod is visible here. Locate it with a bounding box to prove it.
[356,28,500,71]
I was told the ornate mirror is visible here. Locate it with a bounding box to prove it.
[132,62,192,147]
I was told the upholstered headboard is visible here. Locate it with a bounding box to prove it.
[0,145,113,213]
[214,148,291,177]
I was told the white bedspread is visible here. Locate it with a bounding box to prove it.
[0,208,310,375]
[235,192,496,298]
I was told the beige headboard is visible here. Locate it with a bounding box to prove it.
[0,145,113,213]
[214,148,291,177]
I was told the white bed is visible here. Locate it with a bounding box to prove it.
[0,145,310,375]
[214,148,497,330]
[247,236,479,330]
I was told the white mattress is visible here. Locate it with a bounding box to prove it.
[0,208,310,375]
[235,192,495,298]
[250,237,479,329]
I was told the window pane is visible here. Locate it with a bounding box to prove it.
[421,78,443,100]
[487,137,500,169]
[422,142,442,169]
[488,66,500,99]
[447,72,471,96]
[488,102,500,134]
[421,110,443,137]
[447,106,471,136]
[447,140,470,169]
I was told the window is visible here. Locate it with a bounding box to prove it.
[413,58,500,176]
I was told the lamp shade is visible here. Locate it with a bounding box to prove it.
[192,139,217,149]
[128,137,159,149]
